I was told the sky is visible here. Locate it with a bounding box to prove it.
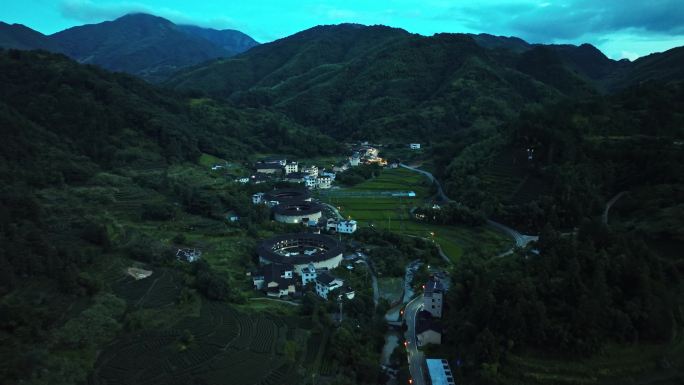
[3,0,684,60]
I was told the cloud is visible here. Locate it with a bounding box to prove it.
[435,0,684,42]
[619,51,640,61]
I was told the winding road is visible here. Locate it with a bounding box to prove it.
[399,163,538,384]
[603,191,626,225]
[404,295,427,385]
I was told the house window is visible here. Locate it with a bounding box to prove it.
[432,305,435,309]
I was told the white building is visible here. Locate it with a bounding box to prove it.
[410,143,421,150]
[337,220,357,234]
[302,165,319,177]
[424,277,444,318]
[301,263,317,285]
[304,175,318,189]
[252,192,265,204]
[315,272,344,299]
[284,161,298,174]
[320,171,336,180]
[350,156,360,167]
[333,164,349,173]
[317,176,332,189]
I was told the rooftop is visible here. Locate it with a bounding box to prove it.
[425,276,444,296]
[426,359,455,385]
[316,271,338,285]
[416,311,442,334]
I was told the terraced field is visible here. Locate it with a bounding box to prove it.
[91,300,305,385]
[112,268,183,308]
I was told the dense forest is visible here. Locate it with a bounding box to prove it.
[438,81,684,233]
[443,221,683,383]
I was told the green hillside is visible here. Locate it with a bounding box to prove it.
[0,49,341,385]
[166,25,596,140]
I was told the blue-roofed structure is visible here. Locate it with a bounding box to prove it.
[426,358,455,385]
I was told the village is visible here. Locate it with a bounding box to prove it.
[177,141,455,384]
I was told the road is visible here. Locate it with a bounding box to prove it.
[404,294,426,385]
[603,191,626,225]
[400,163,449,203]
[399,163,538,255]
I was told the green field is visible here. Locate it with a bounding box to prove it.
[319,168,512,262]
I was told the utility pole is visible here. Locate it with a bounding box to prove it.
[338,294,343,323]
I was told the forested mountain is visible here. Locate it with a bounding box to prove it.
[0,22,61,51]
[167,25,596,140]
[0,49,335,187]
[177,24,258,55]
[0,14,259,82]
[167,25,684,139]
[0,48,341,383]
[50,14,257,82]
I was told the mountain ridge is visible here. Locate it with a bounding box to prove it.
[0,13,259,82]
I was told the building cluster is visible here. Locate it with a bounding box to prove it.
[330,142,389,172]
[237,157,335,190]
[417,276,444,347]
[350,144,387,167]
[176,248,202,263]
[251,233,352,300]
[252,261,353,300]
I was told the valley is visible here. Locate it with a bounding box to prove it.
[1,8,683,385]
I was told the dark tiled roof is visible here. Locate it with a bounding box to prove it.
[416,317,442,335]
[424,277,444,296]
[257,263,293,287]
[316,271,336,285]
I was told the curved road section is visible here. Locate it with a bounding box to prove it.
[399,163,538,253]
[404,295,427,385]
[603,191,626,225]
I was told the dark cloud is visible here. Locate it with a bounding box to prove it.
[439,0,684,42]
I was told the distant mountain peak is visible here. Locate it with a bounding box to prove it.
[114,12,172,22]
[0,13,261,82]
